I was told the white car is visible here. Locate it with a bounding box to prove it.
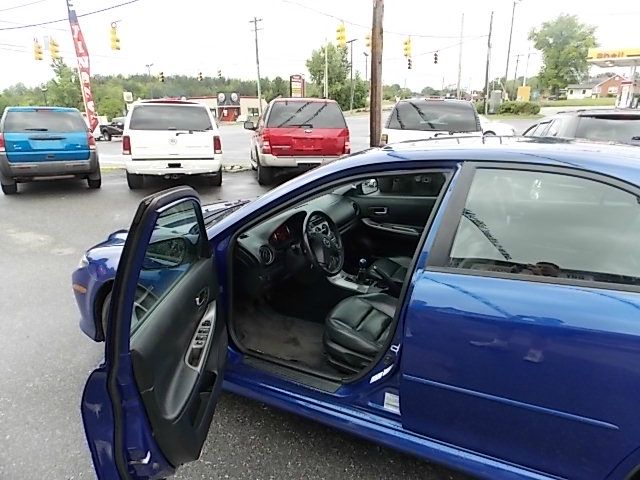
[122,100,222,189]
[381,98,483,145]
[480,117,516,136]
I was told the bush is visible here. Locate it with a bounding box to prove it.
[475,101,485,114]
[497,101,541,115]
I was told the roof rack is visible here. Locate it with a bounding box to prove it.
[381,134,514,149]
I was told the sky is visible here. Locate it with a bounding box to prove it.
[0,0,639,93]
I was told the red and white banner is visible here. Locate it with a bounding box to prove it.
[66,0,98,133]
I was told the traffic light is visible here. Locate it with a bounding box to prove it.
[336,22,346,48]
[365,33,371,49]
[33,39,43,61]
[197,72,203,81]
[403,37,412,58]
[49,38,60,60]
[434,52,439,64]
[407,58,412,70]
[110,22,120,50]
[158,71,165,82]
[217,69,222,79]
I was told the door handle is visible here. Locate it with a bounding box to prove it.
[370,207,388,216]
[195,288,208,307]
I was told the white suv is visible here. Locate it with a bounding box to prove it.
[122,100,222,189]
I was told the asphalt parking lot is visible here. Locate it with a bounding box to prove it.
[0,168,473,480]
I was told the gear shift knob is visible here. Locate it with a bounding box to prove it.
[356,258,368,283]
[359,258,368,269]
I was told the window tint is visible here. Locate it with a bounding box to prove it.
[448,169,640,287]
[131,201,204,334]
[129,105,213,131]
[3,110,87,132]
[374,172,447,196]
[266,100,346,128]
[575,115,640,144]
[387,100,479,132]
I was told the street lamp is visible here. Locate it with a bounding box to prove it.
[504,0,522,100]
[145,63,154,76]
[363,51,369,84]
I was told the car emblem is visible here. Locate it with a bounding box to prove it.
[305,129,312,133]
[168,137,177,145]
[322,237,331,247]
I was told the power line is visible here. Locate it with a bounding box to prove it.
[0,0,141,31]
[0,0,48,13]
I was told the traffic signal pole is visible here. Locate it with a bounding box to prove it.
[347,39,356,112]
[370,0,384,147]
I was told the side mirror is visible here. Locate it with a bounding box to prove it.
[142,237,190,270]
[359,178,379,195]
[243,120,256,131]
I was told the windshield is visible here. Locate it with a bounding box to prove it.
[575,115,640,144]
[266,100,346,128]
[129,105,213,131]
[3,110,87,132]
[387,100,479,132]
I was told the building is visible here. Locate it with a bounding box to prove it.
[186,95,267,121]
[567,75,626,100]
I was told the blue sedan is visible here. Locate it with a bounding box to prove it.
[78,137,640,480]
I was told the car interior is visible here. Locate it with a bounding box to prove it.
[230,170,450,380]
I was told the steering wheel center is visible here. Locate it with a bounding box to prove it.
[303,211,345,276]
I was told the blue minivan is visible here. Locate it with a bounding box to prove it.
[0,106,101,194]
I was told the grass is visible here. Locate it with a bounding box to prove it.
[539,98,615,107]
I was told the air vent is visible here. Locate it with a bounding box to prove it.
[351,201,360,216]
[258,245,275,266]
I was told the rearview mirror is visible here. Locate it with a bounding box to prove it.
[243,120,256,131]
[142,237,189,270]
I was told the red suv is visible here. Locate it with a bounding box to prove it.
[244,98,350,185]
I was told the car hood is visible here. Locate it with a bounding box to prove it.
[85,198,253,261]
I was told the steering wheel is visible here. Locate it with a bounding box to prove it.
[302,211,344,276]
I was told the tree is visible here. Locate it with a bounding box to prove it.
[528,15,598,95]
[305,42,353,108]
[45,59,83,109]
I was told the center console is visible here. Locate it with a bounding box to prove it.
[326,258,384,294]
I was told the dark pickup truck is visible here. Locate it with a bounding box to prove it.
[100,117,125,141]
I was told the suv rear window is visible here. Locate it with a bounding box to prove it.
[266,100,346,128]
[3,110,87,133]
[575,115,640,144]
[387,100,479,132]
[129,105,213,131]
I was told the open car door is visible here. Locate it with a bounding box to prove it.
[81,186,227,479]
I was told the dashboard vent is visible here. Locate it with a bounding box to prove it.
[258,245,275,266]
[352,201,360,216]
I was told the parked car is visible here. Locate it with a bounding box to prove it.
[76,136,640,480]
[480,117,516,136]
[244,97,350,186]
[381,98,482,145]
[0,106,101,194]
[99,116,125,141]
[122,99,222,190]
[523,109,640,145]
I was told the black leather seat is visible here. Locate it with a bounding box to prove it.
[324,293,397,373]
[368,257,411,286]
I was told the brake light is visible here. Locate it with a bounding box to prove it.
[213,135,222,155]
[261,133,271,154]
[380,133,388,145]
[122,135,131,155]
[344,140,351,154]
[87,132,96,150]
[0,134,4,153]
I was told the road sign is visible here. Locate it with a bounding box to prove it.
[290,74,305,98]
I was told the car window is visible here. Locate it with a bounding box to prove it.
[575,115,640,144]
[387,100,478,132]
[129,105,213,131]
[266,100,346,128]
[448,169,640,287]
[131,201,204,335]
[3,110,87,132]
[364,172,448,197]
[545,119,561,137]
[524,121,549,137]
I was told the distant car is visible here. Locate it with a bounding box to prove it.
[77,137,640,480]
[99,116,125,141]
[122,100,223,189]
[0,106,101,194]
[381,98,482,145]
[480,117,516,136]
[244,97,350,186]
[523,109,640,145]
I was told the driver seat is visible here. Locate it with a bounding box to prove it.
[324,293,397,373]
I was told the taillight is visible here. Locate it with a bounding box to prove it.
[213,135,222,155]
[0,133,4,153]
[344,140,351,155]
[122,135,131,155]
[260,133,271,154]
[380,133,388,145]
[87,132,96,150]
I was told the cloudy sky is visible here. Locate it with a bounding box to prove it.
[0,0,638,92]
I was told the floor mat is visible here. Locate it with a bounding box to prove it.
[234,306,330,371]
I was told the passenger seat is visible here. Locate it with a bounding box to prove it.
[368,257,411,286]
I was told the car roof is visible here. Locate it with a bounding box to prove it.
[5,106,79,112]
[334,137,640,187]
[132,100,203,106]
[271,97,338,103]
[555,108,640,116]
[395,98,472,105]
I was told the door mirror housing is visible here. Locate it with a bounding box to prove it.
[142,237,190,270]
[243,120,256,130]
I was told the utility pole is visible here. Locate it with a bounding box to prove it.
[324,39,329,98]
[348,39,357,112]
[456,13,464,99]
[250,17,263,115]
[512,54,521,99]
[363,51,369,83]
[369,0,383,147]
[503,1,518,100]
[484,11,494,115]
[523,49,532,86]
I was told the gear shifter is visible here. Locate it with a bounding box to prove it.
[356,258,368,284]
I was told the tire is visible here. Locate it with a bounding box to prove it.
[102,131,111,142]
[126,172,144,190]
[257,161,274,186]
[100,291,111,340]
[205,170,222,187]
[1,182,17,195]
[87,176,101,189]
